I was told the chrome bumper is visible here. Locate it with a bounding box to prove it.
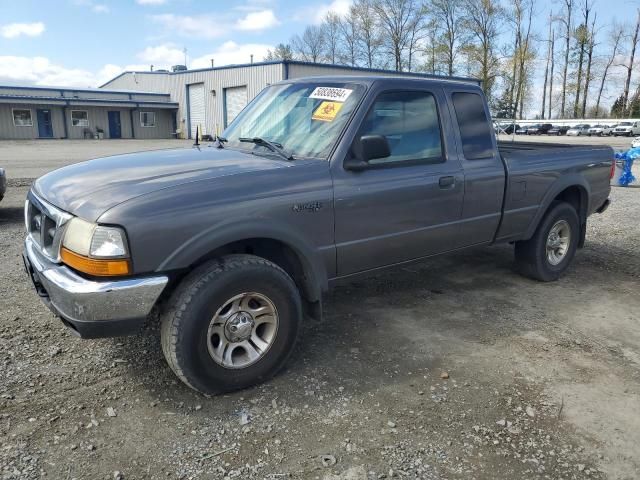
[24,235,168,338]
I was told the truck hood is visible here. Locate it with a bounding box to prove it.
[34,146,293,221]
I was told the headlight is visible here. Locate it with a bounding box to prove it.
[60,218,131,276]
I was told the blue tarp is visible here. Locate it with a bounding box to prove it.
[614,148,638,186]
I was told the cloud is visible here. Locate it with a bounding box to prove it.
[136,0,167,4]
[137,44,185,65]
[191,41,273,68]
[236,9,279,31]
[1,22,45,39]
[0,56,147,88]
[92,4,109,13]
[150,14,225,38]
[294,0,352,24]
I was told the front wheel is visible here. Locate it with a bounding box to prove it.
[514,202,580,282]
[161,254,302,395]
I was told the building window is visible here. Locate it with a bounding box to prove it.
[12,109,33,127]
[140,111,156,127]
[71,110,89,127]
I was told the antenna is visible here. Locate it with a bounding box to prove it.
[211,58,214,68]
[250,54,254,64]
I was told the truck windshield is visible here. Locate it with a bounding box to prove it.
[222,82,365,160]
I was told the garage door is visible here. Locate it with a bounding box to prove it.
[188,83,205,139]
[224,86,248,127]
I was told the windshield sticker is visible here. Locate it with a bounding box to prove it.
[309,87,353,102]
[312,101,343,122]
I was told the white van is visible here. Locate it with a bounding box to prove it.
[613,121,640,136]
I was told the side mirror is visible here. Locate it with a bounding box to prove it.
[345,134,391,171]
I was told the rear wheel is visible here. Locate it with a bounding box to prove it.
[514,202,580,282]
[160,254,302,395]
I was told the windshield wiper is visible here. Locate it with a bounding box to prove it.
[213,135,227,149]
[239,137,294,161]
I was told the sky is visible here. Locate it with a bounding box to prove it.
[1,0,639,114]
[0,0,353,87]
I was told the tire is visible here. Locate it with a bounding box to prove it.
[160,254,302,395]
[514,202,580,282]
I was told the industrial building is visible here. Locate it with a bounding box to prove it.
[0,85,178,140]
[0,61,472,140]
[101,60,468,139]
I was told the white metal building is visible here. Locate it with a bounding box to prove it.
[0,85,178,140]
[101,60,475,139]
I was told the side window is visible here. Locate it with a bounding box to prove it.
[451,92,494,160]
[358,91,443,165]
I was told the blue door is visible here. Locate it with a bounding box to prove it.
[36,109,53,138]
[108,111,121,138]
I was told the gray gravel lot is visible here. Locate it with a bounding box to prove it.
[0,138,639,479]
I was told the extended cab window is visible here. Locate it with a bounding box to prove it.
[451,92,494,160]
[359,91,443,165]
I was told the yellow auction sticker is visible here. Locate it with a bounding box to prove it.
[312,101,343,122]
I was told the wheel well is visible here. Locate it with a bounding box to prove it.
[554,185,587,222]
[188,238,319,304]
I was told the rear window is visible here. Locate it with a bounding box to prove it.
[451,92,494,160]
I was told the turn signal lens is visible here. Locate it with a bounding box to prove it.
[61,247,131,276]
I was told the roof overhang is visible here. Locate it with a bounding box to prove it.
[0,95,178,109]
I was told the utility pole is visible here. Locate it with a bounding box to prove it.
[549,29,555,119]
[623,10,640,116]
[541,11,553,120]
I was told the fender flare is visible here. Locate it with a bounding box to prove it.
[157,218,329,302]
[523,175,591,240]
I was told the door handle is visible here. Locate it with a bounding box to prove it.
[439,176,455,188]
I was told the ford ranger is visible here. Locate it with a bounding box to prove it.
[23,76,613,394]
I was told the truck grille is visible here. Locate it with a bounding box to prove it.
[25,194,72,261]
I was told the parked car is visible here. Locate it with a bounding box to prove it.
[547,125,570,136]
[632,136,640,148]
[22,76,614,394]
[515,125,529,135]
[566,124,591,136]
[496,123,520,134]
[613,121,640,136]
[527,123,553,135]
[0,168,5,203]
[588,124,614,136]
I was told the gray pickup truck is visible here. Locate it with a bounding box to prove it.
[23,76,613,394]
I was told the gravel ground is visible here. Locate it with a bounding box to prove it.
[0,140,639,479]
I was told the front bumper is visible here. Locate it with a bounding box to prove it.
[23,235,168,338]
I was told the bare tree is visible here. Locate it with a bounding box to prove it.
[595,24,624,117]
[573,0,593,118]
[322,12,342,64]
[622,9,640,116]
[406,4,428,71]
[428,0,465,76]
[353,0,383,68]
[338,6,362,66]
[265,43,294,61]
[374,0,422,71]
[291,25,326,63]
[462,0,504,101]
[508,0,535,119]
[557,0,573,118]
[580,12,597,118]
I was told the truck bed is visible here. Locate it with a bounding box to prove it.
[495,140,613,243]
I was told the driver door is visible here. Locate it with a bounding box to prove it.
[332,87,464,276]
